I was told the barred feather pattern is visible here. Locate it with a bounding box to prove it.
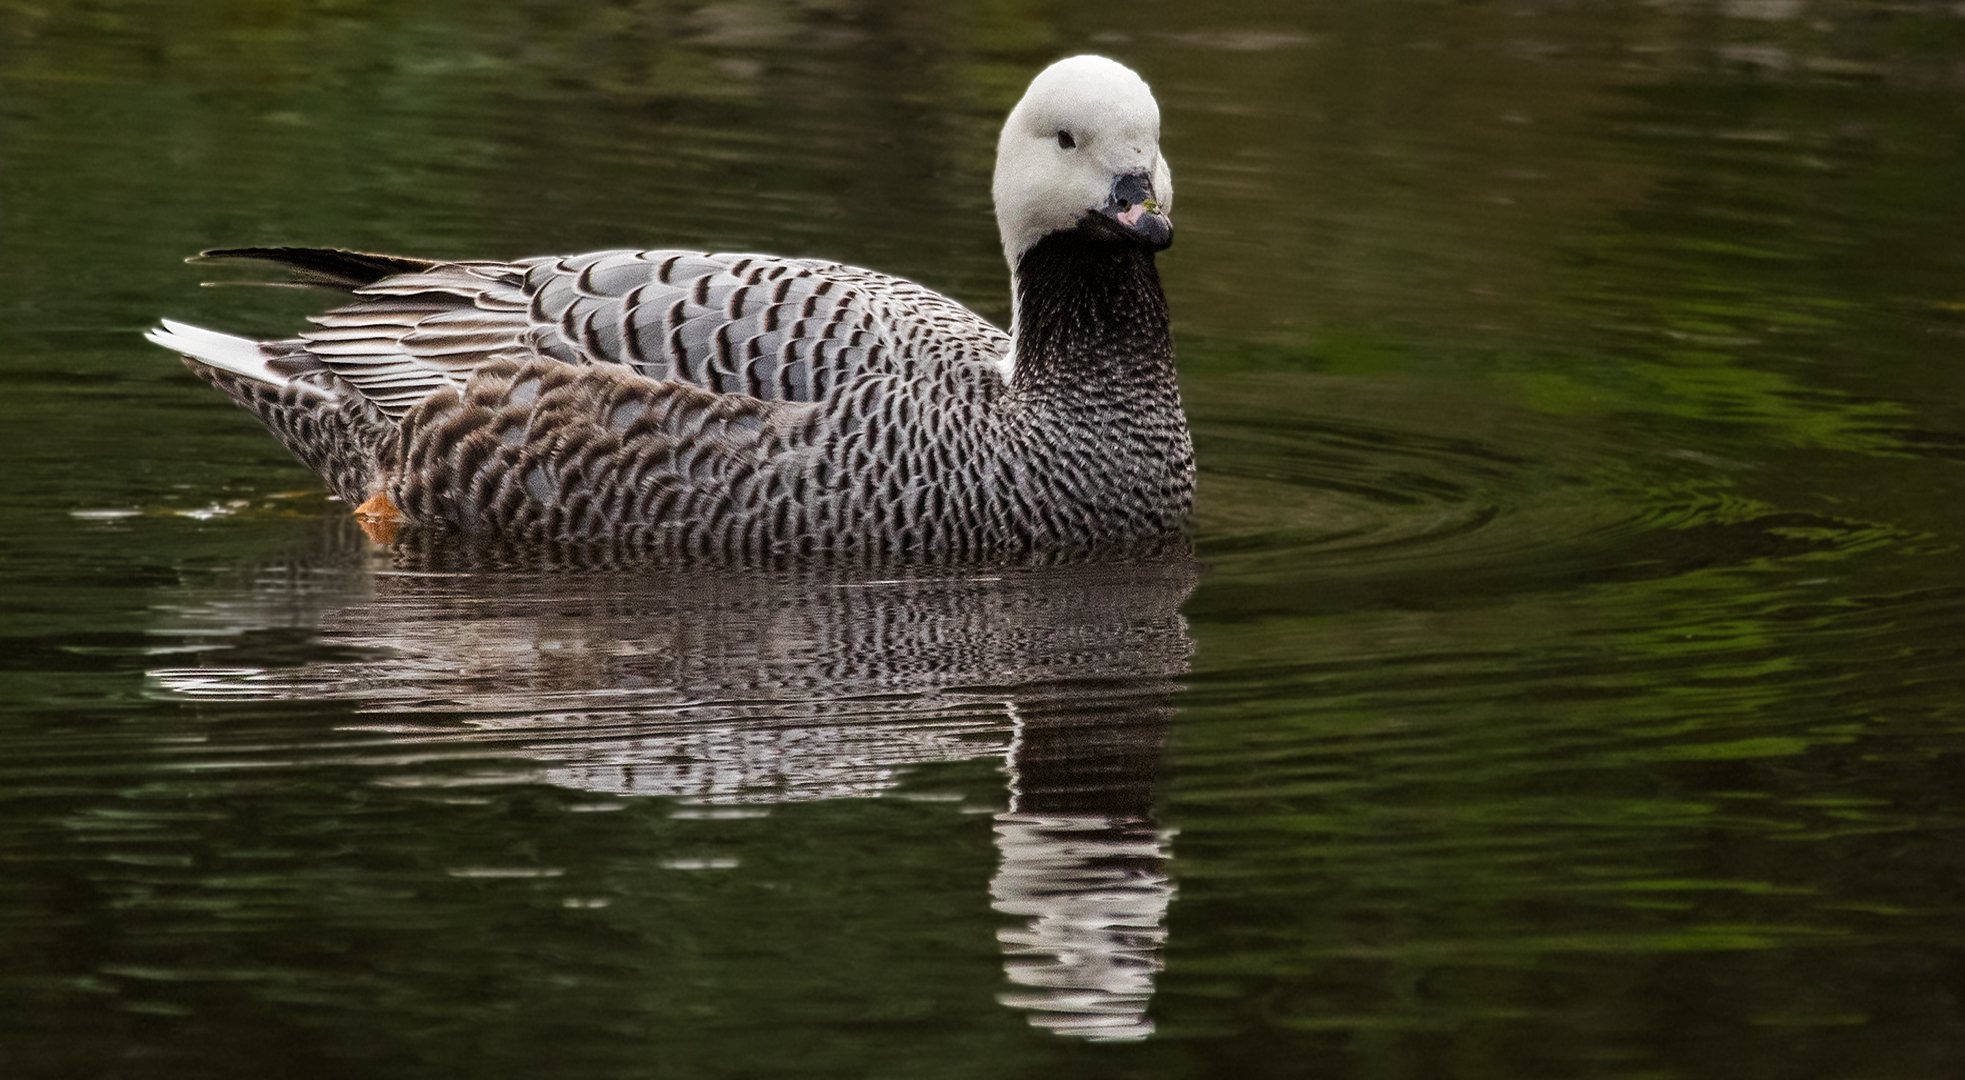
[170,227,1191,564]
[185,360,393,506]
[515,250,1011,399]
[287,250,1010,419]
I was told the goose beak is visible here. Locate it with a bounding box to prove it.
[1096,171,1173,251]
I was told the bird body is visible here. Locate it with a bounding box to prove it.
[150,56,1193,564]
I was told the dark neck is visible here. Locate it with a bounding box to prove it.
[1010,229,1174,397]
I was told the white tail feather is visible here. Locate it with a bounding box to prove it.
[146,319,285,386]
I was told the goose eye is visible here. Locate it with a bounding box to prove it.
[1056,130,1075,150]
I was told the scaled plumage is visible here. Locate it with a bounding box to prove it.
[149,56,1193,564]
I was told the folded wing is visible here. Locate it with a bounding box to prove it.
[202,247,1010,420]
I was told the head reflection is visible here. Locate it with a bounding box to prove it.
[151,523,1194,1042]
[991,685,1178,1041]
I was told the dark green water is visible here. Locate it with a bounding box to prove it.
[5,1,1965,1076]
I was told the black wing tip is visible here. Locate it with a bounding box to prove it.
[191,246,440,289]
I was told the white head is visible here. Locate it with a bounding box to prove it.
[992,56,1174,269]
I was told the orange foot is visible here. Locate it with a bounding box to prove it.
[353,492,403,544]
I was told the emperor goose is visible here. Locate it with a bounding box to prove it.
[148,55,1193,563]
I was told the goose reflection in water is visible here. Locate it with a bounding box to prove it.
[151,523,1194,1042]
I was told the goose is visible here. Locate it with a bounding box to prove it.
[147,55,1193,563]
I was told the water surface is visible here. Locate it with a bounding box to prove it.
[4,1,1965,1077]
